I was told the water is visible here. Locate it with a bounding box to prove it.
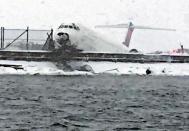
[0,75,189,130]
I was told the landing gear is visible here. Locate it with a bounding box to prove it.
[129,48,138,53]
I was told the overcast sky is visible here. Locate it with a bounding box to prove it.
[0,0,188,29]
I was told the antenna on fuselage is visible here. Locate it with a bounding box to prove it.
[95,22,176,48]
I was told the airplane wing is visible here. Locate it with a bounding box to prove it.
[95,24,130,28]
[134,26,176,31]
[95,24,176,31]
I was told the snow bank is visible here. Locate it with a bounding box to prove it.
[0,60,189,76]
[86,62,189,76]
[0,60,92,75]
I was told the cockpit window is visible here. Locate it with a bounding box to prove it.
[58,24,64,29]
[72,23,80,30]
[58,23,80,31]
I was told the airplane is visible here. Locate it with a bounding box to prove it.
[52,22,176,54]
[53,23,128,53]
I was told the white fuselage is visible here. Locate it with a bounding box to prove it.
[54,23,128,53]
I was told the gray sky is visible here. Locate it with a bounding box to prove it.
[0,0,188,29]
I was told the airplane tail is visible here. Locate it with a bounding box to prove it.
[95,22,176,48]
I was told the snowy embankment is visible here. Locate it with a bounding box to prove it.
[0,60,90,75]
[0,60,189,76]
[86,62,189,76]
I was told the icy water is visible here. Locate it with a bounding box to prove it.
[0,75,189,131]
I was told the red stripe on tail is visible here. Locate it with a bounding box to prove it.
[123,22,134,47]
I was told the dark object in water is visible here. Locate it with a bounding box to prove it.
[0,64,23,70]
[162,68,166,73]
[146,68,152,75]
[50,122,68,128]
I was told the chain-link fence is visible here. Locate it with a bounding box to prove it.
[0,27,51,50]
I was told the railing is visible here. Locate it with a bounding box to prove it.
[0,27,52,50]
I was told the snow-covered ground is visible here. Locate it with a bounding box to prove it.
[0,60,189,76]
[87,62,189,76]
[0,60,90,75]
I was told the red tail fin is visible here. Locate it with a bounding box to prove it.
[122,22,134,47]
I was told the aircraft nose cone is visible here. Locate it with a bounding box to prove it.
[56,33,70,41]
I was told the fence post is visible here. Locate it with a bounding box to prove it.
[0,27,4,49]
[2,27,4,48]
[26,27,29,50]
[1,27,3,49]
[50,28,53,40]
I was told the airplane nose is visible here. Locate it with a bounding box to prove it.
[56,32,70,44]
[57,32,69,39]
[57,32,65,36]
[61,35,68,40]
